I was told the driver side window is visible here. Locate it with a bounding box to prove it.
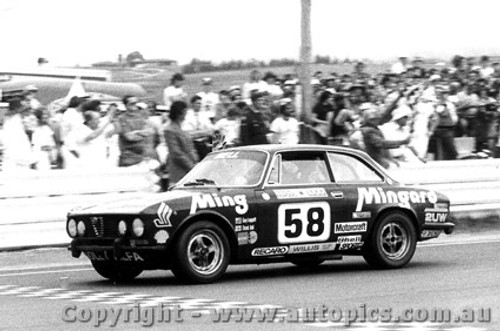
[268,152,332,185]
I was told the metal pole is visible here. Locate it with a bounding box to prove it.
[299,0,312,124]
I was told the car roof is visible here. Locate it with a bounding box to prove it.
[223,144,368,156]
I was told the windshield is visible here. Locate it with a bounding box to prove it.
[178,150,268,187]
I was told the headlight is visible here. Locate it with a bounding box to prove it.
[67,219,77,238]
[132,218,144,237]
[77,221,86,237]
[118,220,127,235]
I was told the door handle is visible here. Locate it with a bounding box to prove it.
[331,191,344,199]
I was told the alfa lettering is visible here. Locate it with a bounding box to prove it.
[334,222,367,234]
[425,212,447,223]
[356,187,438,211]
[190,194,248,215]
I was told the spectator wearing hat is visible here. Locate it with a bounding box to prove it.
[2,98,34,172]
[164,101,199,185]
[240,91,270,145]
[196,78,219,121]
[380,105,423,164]
[163,73,187,111]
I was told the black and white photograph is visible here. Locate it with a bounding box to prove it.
[0,0,498,330]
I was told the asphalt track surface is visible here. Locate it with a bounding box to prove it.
[0,231,498,331]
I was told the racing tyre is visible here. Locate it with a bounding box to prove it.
[91,261,143,281]
[172,221,230,284]
[291,259,325,268]
[362,211,417,269]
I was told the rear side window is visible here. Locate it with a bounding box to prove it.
[328,152,383,183]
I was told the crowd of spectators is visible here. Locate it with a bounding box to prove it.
[2,55,500,180]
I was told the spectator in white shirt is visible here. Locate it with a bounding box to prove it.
[270,100,300,145]
[76,108,116,169]
[196,77,219,121]
[263,71,284,99]
[182,95,214,139]
[163,73,187,111]
[213,107,241,147]
[479,55,494,79]
[391,56,409,75]
[31,108,58,170]
[242,70,267,103]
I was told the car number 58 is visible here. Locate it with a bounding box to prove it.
[278,202,331,244]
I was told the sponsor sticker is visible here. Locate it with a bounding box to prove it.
[251,246,288,256]
[274,188,328,199]
[352,211,371,219]
[235,217,256,232]
[190,193,248,215]
[334,222,367,234]
[337,235,363,250]
[154,202,173,228]
[154,230,169,244]
[237,231,258,245]
[288,242,336,254]
[356,187,438,211]
[337,235,362,244]
[421,230,441,239]
[84,251,144,262]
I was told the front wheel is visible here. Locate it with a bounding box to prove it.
[91,261,143,281]
[363,211,417,269]
[171,221,230,284]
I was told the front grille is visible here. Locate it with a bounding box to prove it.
[82,216,120,238]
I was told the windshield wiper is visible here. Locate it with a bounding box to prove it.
[183,178,218,186]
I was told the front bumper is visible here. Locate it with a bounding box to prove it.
[422,222,455,235]
[70,237,167,260]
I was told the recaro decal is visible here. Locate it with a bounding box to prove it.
[356,187,438,211]
[251,246,288,256]
[190,193,248,215]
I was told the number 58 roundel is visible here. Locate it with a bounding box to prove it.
[277,202,331,244]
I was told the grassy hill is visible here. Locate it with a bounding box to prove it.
[108,62,392,104]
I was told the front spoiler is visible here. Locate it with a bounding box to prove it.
[70,237,167,259]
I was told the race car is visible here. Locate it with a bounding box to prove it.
[67,145,454,284]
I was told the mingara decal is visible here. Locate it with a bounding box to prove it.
[356,187,438,211]
[190,193,249,215]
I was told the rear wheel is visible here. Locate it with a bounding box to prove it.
[363,211,417,269]
[171,221,230,284]
[91,261,143,281]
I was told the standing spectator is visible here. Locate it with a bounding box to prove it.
[360,91,410,169]
[31,108,58,170]
[163,73,187,111]
[75,109,116,169]
[2,98,34,172]
[114,95,155,167]
[263,71,284,99]
[214,90,234,122]
[242,70,267,103]
[213,107,241,147]
[61,96,85,168]
[239,91,270,145]
[270,101,300,144]
[429,88,458,160]
[164,101,199,185]
[311,90,334,139]
[411,94,439,158]
[479,56,494,79]
[196,78,219,121]
[183,95,214,158]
